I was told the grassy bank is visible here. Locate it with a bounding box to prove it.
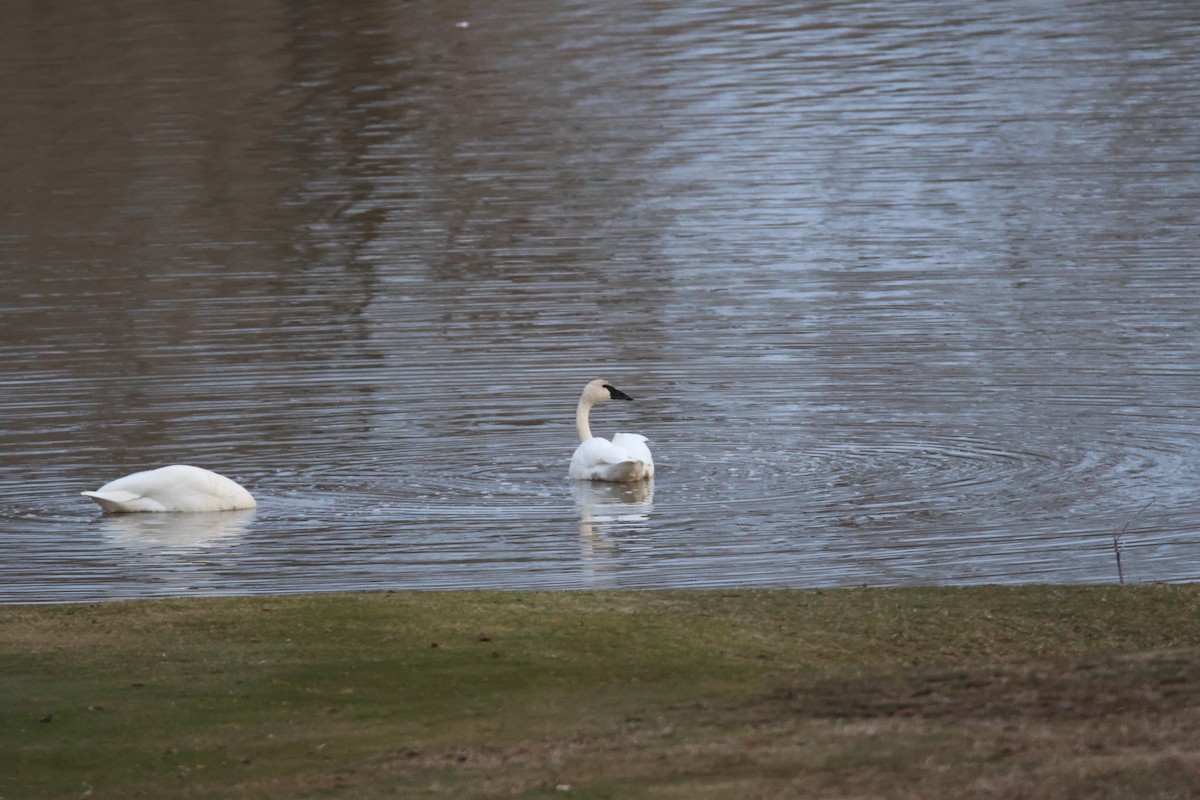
[3,586,1199,799]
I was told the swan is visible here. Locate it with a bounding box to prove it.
[569,379,654,482]
[81,465,256,513]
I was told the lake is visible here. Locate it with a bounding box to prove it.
[2,0,1199,601]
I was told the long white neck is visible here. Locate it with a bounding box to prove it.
[575,398,594,442]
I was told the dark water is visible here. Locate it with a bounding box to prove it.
[3,1,1199,602]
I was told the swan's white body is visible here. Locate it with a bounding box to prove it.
[81,465,256,513]
[569,379,654,482]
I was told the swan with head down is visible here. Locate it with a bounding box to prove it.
[569,379,654,482]
[81,465,256,513]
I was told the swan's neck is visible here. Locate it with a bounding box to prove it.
[575,398,594,442]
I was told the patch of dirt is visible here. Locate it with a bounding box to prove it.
[776,648,1200,722]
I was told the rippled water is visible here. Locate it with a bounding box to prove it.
[3,1,1199,601]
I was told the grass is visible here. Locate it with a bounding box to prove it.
[3,585,1200,798]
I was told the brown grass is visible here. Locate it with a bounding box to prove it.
[2,585,1199,798]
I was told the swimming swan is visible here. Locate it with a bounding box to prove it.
[569,379,654,482]
[81,465,256,513]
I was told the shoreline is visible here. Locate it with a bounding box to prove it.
[0,574,1156,607]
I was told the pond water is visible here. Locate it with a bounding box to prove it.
[3,1,1199,602]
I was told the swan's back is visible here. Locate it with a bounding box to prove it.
[82,465,256,513]
[570,435,654,482]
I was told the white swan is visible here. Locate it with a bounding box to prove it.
[81,465,256,513]
[569,379,654,482]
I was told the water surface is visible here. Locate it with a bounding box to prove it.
[3,1,1199,601]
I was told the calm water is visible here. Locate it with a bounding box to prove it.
[3,1,1199,602]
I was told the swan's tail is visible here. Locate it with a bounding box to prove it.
[607,460,652,482]
[80,490,141,513]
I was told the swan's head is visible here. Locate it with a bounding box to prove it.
[582,378,633,405]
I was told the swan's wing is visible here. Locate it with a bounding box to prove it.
[571,437,631,468]
[612,433,654,470]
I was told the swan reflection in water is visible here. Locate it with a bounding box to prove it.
[571,478,654,585]
[97,509,255,553]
